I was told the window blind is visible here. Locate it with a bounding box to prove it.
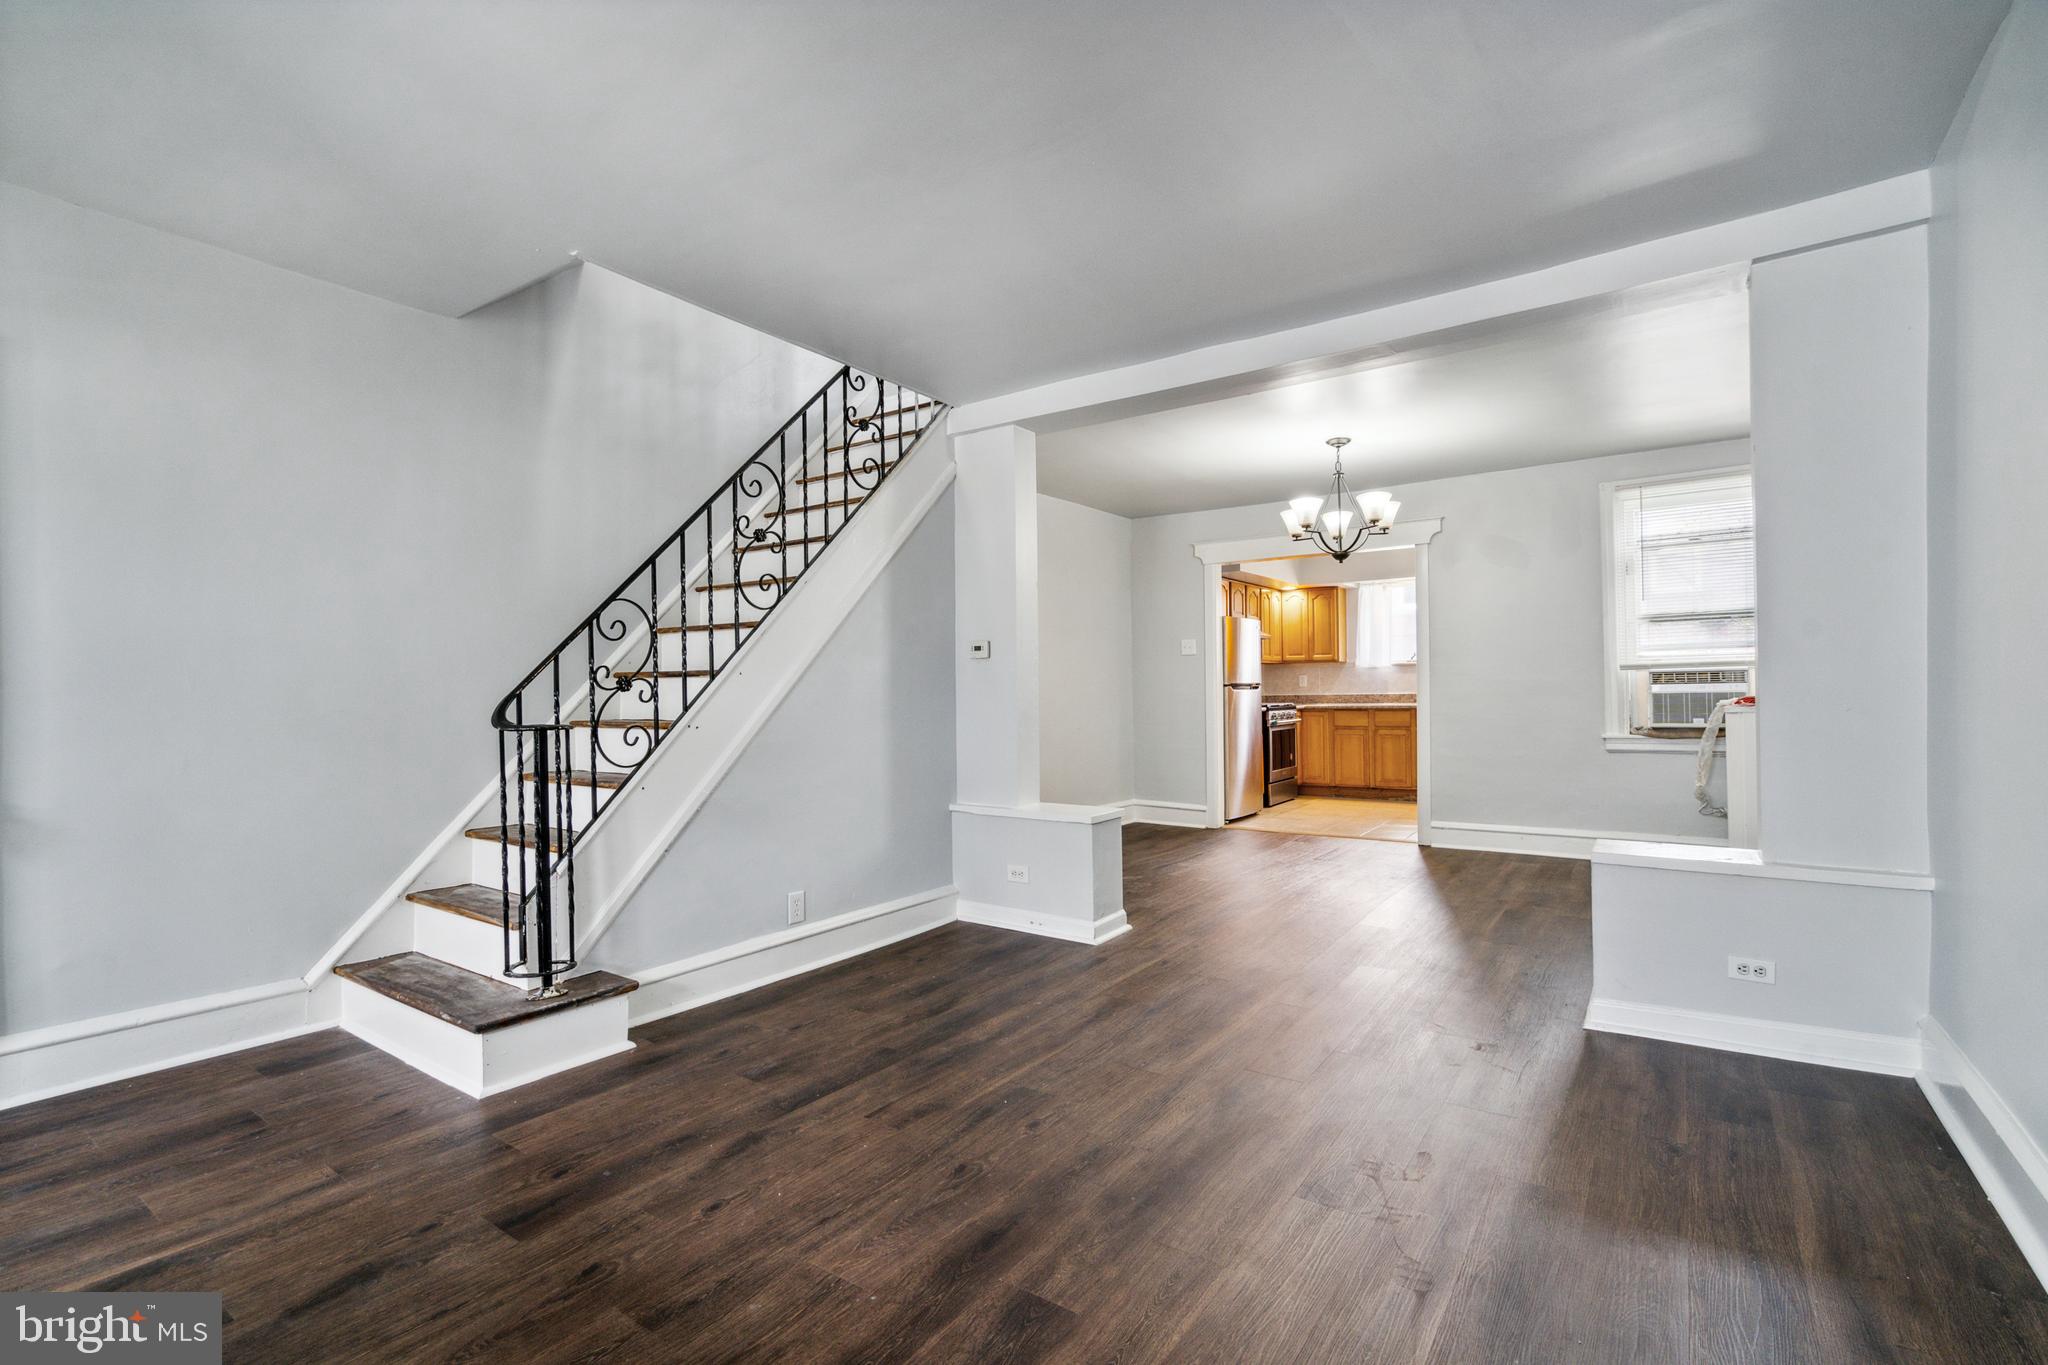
[1613,471,1755,669]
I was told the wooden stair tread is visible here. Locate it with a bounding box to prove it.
[826,430,920,454]
[521,768,634,788]
[465,823,571,851]
[856,400,939,422]
[795,464,895,487]
[612,670,712,680]
[406,883,508,925]
[738,533,831,552]
[567,716,677,729]
[695,576,800,592]
[770,496,864,517]
[334,952,636,1033]
[657,620,761,634]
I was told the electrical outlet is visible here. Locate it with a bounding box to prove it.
[1007,864,1029,884]
[1181,639,1197,656]
[787,890,806,925]
[1298,673,1308,686]
[1728,956,1775,983]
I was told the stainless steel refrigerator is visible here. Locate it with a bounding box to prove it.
[1222,616,1263,820]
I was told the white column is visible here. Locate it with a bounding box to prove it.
[1749,225,1931,876]
[953,424,1040,807]
[949,424,1126,944]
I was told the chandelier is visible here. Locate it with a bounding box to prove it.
[1279,437,1400,562]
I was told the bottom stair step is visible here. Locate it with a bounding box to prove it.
[334,952,638,1098]
[335,952,635,1032]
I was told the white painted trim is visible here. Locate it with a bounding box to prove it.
[1193,517,1444,565]
[626,885,958,1025]
[956,900,1131,945]
[1604,734,1726,754]
[0,980,320,1111]
[1429,821,1727,860]
[949,173,1929,434]
[1589,838,1936,890]
[949,800,1123,825]
[1918,1016,2048,1289]
[1584,997,1921,1076]
[1120,799,1208,827]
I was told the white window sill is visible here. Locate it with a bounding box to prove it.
[1603,733,1724,754]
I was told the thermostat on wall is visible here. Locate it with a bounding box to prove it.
[968,640,991,659]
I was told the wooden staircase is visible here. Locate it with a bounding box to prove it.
[331,369,945,1097]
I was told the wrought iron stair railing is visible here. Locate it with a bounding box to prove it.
[488,367,947,993]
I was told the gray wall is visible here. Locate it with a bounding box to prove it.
[1037,494,1135,806]
[592,494,956,972]
[1927,1,2048,1149]
[0,182,853,1033]
[1131,440,1749,839]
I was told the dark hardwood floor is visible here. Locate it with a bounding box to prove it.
[5,826,2044,1361]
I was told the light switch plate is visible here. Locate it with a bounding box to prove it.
[968,640,991,659]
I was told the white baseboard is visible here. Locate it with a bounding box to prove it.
[1119,799,1209,828]
[1584,997,1922,1076]
[1430,820,1725,860]
[956,899,1131,945]
[625,885,958,1026]
[1919,1016,2048,1289]
[0,980,321,1111]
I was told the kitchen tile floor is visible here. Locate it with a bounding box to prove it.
[1230,795,1418,842]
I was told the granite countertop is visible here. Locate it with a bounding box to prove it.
[1266,693,1416,709]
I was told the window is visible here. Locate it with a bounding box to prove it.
[1353,578,1417,667]
[1603,469,1755,741]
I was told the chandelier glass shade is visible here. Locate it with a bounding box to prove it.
[1279,437,1399,562]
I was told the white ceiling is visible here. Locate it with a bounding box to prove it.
[0,2,2003,401]
[1036,269,1750,518]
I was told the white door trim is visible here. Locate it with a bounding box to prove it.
[1194,519,1444,831]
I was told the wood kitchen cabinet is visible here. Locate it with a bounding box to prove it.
[1223,582,1343,664]
[1297,709,1334,785]
[1369,707,1416,790]
[1308,587,1344,662]
[1296,706,1416,794]
[1271,586,1346,663]
[1332,711,1372,787]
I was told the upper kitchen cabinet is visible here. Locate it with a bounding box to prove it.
[1273,586,1346,664]
[1307,586,1345,662]
[1222,581,1341,663]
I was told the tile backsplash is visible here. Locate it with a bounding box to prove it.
[1262,661,1416,696]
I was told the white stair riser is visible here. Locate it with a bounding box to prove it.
[470,835,542,890]
[338,980,633,1098]
[411,904,523,983]
[569,727,667,773]
[518,778,612,828]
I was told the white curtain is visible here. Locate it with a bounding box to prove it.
[1354,579,1417,667]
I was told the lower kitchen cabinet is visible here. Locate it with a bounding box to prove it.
[1297,707,1415,794]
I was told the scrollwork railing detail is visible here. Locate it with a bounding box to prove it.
[485,367,946,992]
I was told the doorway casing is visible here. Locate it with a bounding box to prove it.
[1192,518,1444,834]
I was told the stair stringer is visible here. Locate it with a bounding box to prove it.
[302,426,956,1024]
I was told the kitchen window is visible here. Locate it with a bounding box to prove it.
[1601,468,1755,745]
